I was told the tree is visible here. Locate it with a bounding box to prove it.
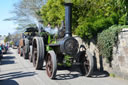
[40,0,65,27]
[5,0,45,29]
[4,33,12,43]
[40,0,128,39]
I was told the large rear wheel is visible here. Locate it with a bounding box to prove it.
[46,50,57,79]
[32,37,45,70]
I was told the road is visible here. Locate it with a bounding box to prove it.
[0,48,128,85]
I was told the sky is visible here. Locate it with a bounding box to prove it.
[0,0,19,36]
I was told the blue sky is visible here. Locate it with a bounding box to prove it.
[0,0,19,36]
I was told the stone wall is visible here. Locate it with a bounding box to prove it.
[74,28,128,79]
[112,28,128,79]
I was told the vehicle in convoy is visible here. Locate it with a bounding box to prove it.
[18,38,24,56]
[18,27,38,61]
[31,3,94,79]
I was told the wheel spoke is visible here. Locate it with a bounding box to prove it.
[46,55,52,77]
[46,51,57,79]
[84,61,89,65]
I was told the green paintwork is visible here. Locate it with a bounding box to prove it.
[46,45,53,51]
[48,35,51,44]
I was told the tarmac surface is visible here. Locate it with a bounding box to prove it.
[0,48,128,85]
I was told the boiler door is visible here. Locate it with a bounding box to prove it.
[60,37,79,56]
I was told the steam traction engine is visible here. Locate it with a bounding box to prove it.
[23,27,38,62]
[18,27,38,61]
[32,3,94,79]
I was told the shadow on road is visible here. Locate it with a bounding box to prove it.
[55,65,82,80]
[56,73,81,80]
[2,56,15,60]
[1,56,15,65]
[55,65,109,80]
[0,71,36,80]
[6,52,13,54]
[91,70,109,78]
[0,79,19,85]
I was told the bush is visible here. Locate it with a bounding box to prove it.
[97,25,128,63]
[75,13,118,40]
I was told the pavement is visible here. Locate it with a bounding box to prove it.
[0,48,128,85]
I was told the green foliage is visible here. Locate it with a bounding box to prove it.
[57,55,72,67]
[64,55,72,67]
[109,73,116,77]
[97,25,128,63]
[74,0,128,39]
[4,37,8,43]
[40,0,65,27]
[4,36,11,43]
[75,12,119,39]
[119,13,128,25]
[10,41,14,45]
[40,0,128,39]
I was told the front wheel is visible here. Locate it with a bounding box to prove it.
[79,50,94,77]
[46,50,57,79]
